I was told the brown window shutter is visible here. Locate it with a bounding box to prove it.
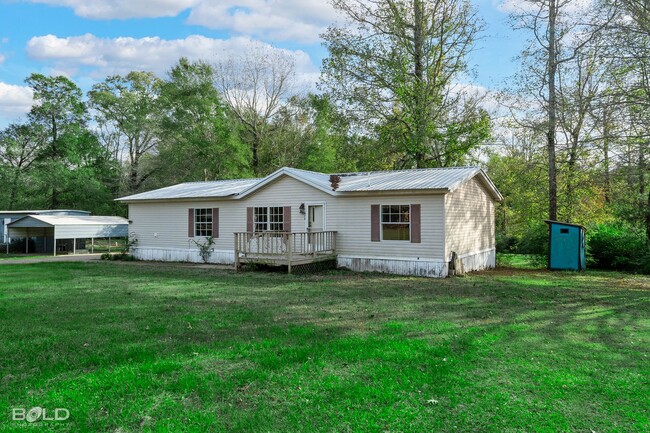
[283,206,292,233]
[411,204,421,243]
[246,207,254,233]
[188,208,195,238]
[371,204,380,242]
[212,208,219,238]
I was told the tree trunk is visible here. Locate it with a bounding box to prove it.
[413,0,426,168]
[603,109,611,204]
[547,0,558,221]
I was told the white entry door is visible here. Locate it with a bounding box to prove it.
[308,205,324,232]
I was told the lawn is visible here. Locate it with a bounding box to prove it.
[0,262,648,432]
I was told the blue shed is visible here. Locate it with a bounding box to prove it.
[544,220,586,271]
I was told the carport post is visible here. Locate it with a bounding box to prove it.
[25,228,29,254]
[73,238,76,255]
[108,237,111,253]
[91,238,94,254]
[53,227,57,257]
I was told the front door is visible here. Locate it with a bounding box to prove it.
[308,205,324,232]
[307,205,324,251]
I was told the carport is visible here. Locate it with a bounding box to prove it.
[7,215,129,255]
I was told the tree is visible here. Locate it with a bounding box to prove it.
[19,74,118,213]
[213,43,296,175]
[0,124,45,209]
[321,0,489,168]
[155,58,250,185]
[506,0,612,221]
[89,71,163,194]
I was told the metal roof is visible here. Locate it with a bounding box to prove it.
[118,178,261,201]
[0,209,90,215]
[118,166,502,202]
[334,167,483,192]
[8,215,129,227]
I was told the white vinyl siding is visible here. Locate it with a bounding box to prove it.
[445,176,495,259]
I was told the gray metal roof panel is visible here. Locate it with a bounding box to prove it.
[9,215,129,226]
[118,178,261,201]
[335,167,482,192]
[117,166,501,201]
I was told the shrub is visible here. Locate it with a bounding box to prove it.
[517,222,549,256]
[587,223,649,273]
[496,233,518,253]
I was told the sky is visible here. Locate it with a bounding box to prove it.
[0,0,527,128]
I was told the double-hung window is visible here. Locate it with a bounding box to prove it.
[254,206,284,232]
[381,205,410,241]
[194,208,213,237]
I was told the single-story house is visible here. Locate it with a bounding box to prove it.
[0,209,90,245]
[7,215,129,255]
[118,166,502,277]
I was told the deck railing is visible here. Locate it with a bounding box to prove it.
[234,231,337,271]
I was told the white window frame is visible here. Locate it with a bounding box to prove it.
[194,208,213,237]
[380,204,411,242]
[254,206,284,232]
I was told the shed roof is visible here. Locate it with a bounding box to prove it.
[8,215,128,227]
[0,209,90,215]
[543,220,587,230]
[118,166,503,202]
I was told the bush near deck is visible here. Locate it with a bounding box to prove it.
[0,262,648,432]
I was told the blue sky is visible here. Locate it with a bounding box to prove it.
[0,0,526,126]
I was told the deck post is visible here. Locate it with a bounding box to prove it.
[287,233,293,274]
[234,233,240,271]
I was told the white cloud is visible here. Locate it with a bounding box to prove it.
[0,82,34,125]
[31,0,199,19]
[187,0,337,43]
[26,34,320,90]
[27,0,337,43]
[0,54,5,64]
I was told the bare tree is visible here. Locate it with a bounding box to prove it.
[213,43,296,175]
[507,0,612,221]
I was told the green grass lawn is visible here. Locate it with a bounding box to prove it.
[0,262,648,432]
[0,254,51,261]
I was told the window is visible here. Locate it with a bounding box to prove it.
[381,205,410,241]
[194,208,213,237]
[560,228,569,234]
[254,206,284,232]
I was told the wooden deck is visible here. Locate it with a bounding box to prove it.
[234,231,337,273]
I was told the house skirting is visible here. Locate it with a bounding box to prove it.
[131,247,495,277]
[336,255,449,278]
[132,247,234,264]
[455,248,496,273]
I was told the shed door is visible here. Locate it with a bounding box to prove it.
[550,226,579,270]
